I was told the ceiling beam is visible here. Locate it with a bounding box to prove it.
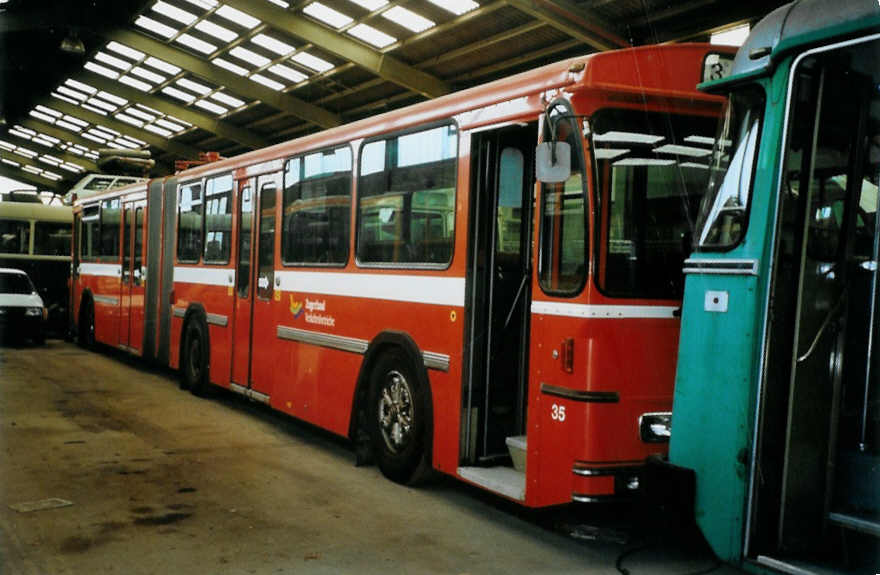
[504,0,628,51]
[45,99,202,160]
[105,29,341,130]
[221,0,451,99]
[0,163,63,192]
[2,129,100,173]
[0,152,72,190]
[79,71,271,151]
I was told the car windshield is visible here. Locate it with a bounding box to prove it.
[0,272,35,295]
[695,86,765,249]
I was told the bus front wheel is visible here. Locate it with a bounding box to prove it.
[181,319,211,397]
[368,349,431,485]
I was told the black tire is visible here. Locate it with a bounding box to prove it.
[181,319,212,397]
[367,349,431,485]
[77,299,95,349]
[33,330,45,346]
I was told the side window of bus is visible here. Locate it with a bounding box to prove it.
[34,221,71,256]
[357,124,457,266]
[282,146,352,265]
[178,182,203,263]
[0,219,30,254]
[257,183,277,300]
[539,111,587,295]
[134,207,144,285]
[204,174,233,264]
[100,199,121,262]
[81,205,100,260]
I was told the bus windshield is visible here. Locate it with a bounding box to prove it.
[695,86,765,250]
[592,109,718,298]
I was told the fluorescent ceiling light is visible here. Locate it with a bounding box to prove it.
[82,133,107,144]
[97,91,127,106]
[181,0,218,8]
[348,0,388,10]
[303,3,352,29]
[56,86,87,101]
[347,24,396,48]
[0,140,14,151]
[177,78,212,95]
[51,93,81,106]
[37,133,60,144]
[13,126,36,136]
[291,52,333,73]
[60,163,84,173]
[194,100,228,115]
[229,47,270,67]
[145,56,181,75]
[106,42,145,61]
[155,118,186,132]
[62,115,88,127]
[425,0,479,15]
[94,51,131,71]
[215,5,261,28]
[195,19,237,42]
[115,113,145,128]
[86,98,119,113]
[29,111,57,123]
[711,23,750,47]
[34,105,62,118]
[65,79,97,94]
[118,75,153,92]
[84,62,120,80]
[265,0,289,7]
[162,86,197,103]
[135,15,178,38]
[124,108,157,122]
[1,159,21,168]
[175,33,217,54]
[121,134,147,146]
[251,34,294,55]
[136,103,162,116]
[32,137,56,148]
[152,1,197,25]
[210,92,245,108]
[92,125,120,137]
[144,124,173,137]
[249,73,285,91]
[42,172,64,181]
[8,129,33,140]
[269,64,306,83]
[212,57,249,76]
[39,155,63,165]
[166,115,191,128]
[382,6,434,33]
[23,166,42,175]
[15,147,38,158]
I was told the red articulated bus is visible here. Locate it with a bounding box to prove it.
[71,43,732,507]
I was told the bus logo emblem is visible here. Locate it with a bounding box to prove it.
[289,296,304,319]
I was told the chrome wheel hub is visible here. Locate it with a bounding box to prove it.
[378,370,413,453]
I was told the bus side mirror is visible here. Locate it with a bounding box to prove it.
[536,142,571,183]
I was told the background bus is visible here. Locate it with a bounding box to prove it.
[665,1,880,573]
[71,43,731,509]
[0,192,72,334]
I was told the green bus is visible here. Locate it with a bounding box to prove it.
[665,0,880,572]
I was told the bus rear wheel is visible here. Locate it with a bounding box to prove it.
[368,350,430,485]
[77,299,94,349]
[182,319,211,397]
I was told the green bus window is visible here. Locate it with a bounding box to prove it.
[695,86,765,250]
[177,182,203,263]
[282,146,351,265]
[539,105,587,295]
[100,199,120,261]
[81,206,100,260]
[34,221,71,256]
[357,124,457,266]
[0,220,30,254]
[592,109,717,298]
[257,183,276,300]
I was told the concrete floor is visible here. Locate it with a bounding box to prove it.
[0,340,744,575]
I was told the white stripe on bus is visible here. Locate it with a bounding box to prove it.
[276,271,465,307]
[173,266,233,287]
[79,263,121,277]
[530,301,678,319]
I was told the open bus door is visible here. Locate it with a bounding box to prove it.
[751,41,879,569]
[118,201,145,353]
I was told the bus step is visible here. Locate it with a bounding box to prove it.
[458,466,525,501]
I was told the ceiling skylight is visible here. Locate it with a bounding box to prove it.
[135,15,178,38]
[252,34,295,56]
[250,74,285,91]
[382,7,434,33]
[152,1,197,25]
[291,52,333,73]
[213,58,249,76]
[194,100,227,115]
[215,5,261,29]
[265,0,289,7]
[175,33,217,54]
[106,42,145,61]
[426,0,479,15]
[177,78,212,95]
[162,86,197,103]
[94,52,131,71]
[84,62,120,80]
[269,64,307,83]
[229,47,271,68]
[144,57,181,75]
[347,23,396,48]
[303,2,353,29]
[130,66,166,84]
[210,92,245,108]
[118,76,153,92]
[348,0,388,10]
[195,19,237,42]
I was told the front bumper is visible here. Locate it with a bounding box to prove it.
[0,307,45,341]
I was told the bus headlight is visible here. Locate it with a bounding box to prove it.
[639,412,671,443]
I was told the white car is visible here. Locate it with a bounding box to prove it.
[0,268,47,344]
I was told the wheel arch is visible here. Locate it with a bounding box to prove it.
[178,302,210,373]
[76,289,94,338]
[349,331,435,459]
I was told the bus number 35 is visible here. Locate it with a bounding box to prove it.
[551,404,566,422]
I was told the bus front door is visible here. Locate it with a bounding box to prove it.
[231,178,254,387]
[119,202,145,353]
[463,123,537,467]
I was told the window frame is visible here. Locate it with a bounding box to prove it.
[203,173,234,266]
[281,143,353,268]
[80,204,101,261]
[537,99,590,298]
[354,119,459,271]
[176,179,204,264]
